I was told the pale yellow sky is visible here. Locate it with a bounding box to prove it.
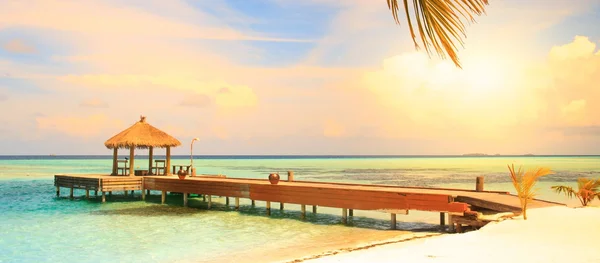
[0,0,599,155]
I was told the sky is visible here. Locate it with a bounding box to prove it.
[0,0,599,155]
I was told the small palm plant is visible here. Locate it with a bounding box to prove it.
[552,178,600,207]
[507,164,552,220]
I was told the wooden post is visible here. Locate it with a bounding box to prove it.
[349,209,354,217]
[148,146,154,175]
[301,204,306,220]
[111,148,118,175]
[312,205,317,214]
[56,186,60,197]
[129,147,135,176]
[226,197,230,206]
[109,191,112,196]
[70,187,74,199]
[166,146,171,175]
[101,191,106,203]
[266,201,271,216]
[146,189,150,196]
[85,189,89,199]
[251,200,255,206]
[280,202,284,210]
[476,176,484,192]
[183,192,188,207]
[124,190,128,197]
[94,190,98,196]
[142,188,146,200]
[440,212,446,226]
[448,215,455,232]
[287,171,294,181]
[235,197,240,210]
[391,214,397,230]
[207,195,212,209]
[342,208,348,224]
[203,195,206,202]
[161,190,166,204]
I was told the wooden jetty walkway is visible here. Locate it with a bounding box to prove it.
[54,173,561,232]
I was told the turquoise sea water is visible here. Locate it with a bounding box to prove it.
[1,156,599,263]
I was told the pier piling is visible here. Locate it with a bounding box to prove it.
[85,189,89,199]
[56,186,60,197]
[312,205,317,214]
[69,187,74,199]
[101,192,106,203]
[266,201,271,216]
[207,195,212,209]
[440,212,446,226]
[235,197,239,210]
[251,200,255,207]
[161,190,166,204]
[183,192,188,207]
[476,176,485,192]
[349,209,354,217]
[391,214,397,229]
[342,208,348,224]
[226,197,229,206]
[301,204,306,220]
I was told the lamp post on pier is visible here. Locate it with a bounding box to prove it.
[190,138,199,176]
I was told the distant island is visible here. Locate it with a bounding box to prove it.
[462,153,534,156]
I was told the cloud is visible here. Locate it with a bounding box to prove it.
[0,0,309,42]
[179,94,211,108]
[35,114,124,138]
[79,98,108,108]
[2,39,36,54]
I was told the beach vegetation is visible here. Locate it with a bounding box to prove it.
[507,164,552,220]
[551,178,600,207]
[386,0,489,68]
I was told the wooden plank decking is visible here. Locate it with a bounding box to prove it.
[54,173,562,231]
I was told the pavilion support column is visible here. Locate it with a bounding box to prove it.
[349,209,354,217]
[148,147,154,175]
[235,197,240,210]
[313,205,317,214]
[129,147,135,176]
[391,214,397,230]
[101,192,106,203]
[266,201,271,216]
[166,146,171,175]
[183,193,188,207]
[161,190,166,204]
[111,148,118,175]
[342,208,348,224]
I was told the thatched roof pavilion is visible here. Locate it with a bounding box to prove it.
[105,116,181,176]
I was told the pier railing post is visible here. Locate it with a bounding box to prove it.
[476,176,484,192]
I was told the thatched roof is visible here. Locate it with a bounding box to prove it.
[104,116,182,149]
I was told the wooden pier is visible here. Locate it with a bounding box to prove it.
[54,173,562,232]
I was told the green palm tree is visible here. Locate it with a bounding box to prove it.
[552,178,600,207]
[386,0,490,68]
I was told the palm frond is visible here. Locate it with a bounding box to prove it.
[508,164,552,219]
[551,185,576,198]
[387,0,490,68]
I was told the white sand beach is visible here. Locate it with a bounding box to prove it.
[298,206,600,263]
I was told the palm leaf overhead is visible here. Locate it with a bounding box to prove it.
[386,0,490,68]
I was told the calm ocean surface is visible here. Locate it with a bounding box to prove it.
[1,155,599,263]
